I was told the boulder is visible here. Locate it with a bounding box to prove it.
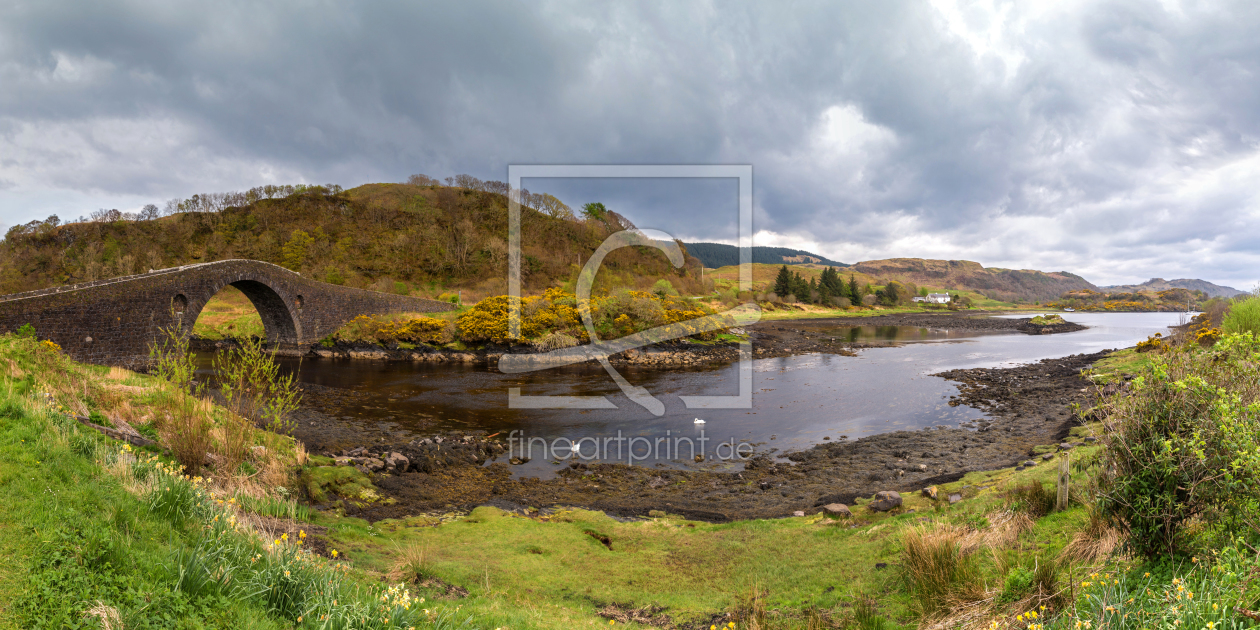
[1042,453,1055,461]
[821,503,852,519]
[948,493,962,504]
[869,491,902,512]
[333,457,353,467]
[385,452,409,474]
[792,510,806,517]
[351,457,385,473]
[1023,460,1036,467]
[921,486,938,500]
[1058,443,1074,451]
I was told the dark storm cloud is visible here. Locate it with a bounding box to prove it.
[3,1,1260,286]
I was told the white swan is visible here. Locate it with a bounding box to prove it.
[694,418,706,424]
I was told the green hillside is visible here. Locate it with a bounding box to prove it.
[0,182,707,301]
[684,242,849,268]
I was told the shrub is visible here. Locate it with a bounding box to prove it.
[1007,480,1058,518]
[1095,333,1260,558]
[1223,296,1260,336]
[900,524,984,616]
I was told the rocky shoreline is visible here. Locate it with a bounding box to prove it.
[291,348,1110,523]
[194,310,1082,368]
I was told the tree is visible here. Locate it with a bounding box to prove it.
[140,204,160,221]
[789,273,810,303]
[536,193,575,220]
[281,229,315,271]
[406,173,439,186]
[582,202,608,221]
[878,281,902,306]
[849,274,860,304]
[773,265,793,298]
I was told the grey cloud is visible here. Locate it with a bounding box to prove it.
[3,1,1260,285]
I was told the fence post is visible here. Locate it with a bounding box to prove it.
[1056,453,1071,511]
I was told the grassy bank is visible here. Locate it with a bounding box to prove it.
[12,323,1260,628]
[0,333,472,628]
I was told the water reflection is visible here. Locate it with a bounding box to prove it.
[201,312,1184,475]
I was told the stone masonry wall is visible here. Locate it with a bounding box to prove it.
[0,259,453,367]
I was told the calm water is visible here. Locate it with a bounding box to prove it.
[211,312,1185,475]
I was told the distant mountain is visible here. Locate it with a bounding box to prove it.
[1101,278,1244,298]
[851,258,1098,303]
[684,242,848,269]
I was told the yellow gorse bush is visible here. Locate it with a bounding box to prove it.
[457,289,726,344]
[337,314,448,344]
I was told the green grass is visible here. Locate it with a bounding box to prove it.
[0,334,473,629]
[1084,348,1153,385]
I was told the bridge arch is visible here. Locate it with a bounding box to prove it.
[183,279,303,346]
[0,259,454,366]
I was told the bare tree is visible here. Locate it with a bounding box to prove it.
[407,173,439,186]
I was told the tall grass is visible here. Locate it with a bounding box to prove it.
[901,524,985,617]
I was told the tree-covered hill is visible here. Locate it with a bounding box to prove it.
[0,180,707,299]
[683,242,849,268]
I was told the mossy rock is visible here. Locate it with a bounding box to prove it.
[302,465,380,504]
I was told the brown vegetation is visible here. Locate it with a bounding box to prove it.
[0,180,708,300]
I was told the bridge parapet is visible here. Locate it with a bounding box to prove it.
[0,259,454,366]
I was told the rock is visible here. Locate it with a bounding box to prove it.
[647,476,668,489]
[333,457,352,467]
[347,446,367,457]
[1016,466,1025,472]
[1042,453,1055,461]
[792,510,805,517]
[869,491,902,512]
[385,452,409,474]
[1023,460,1036,467]
[1084,436,1097,443]
[351,457,385,472]
[1058,443,1074,451]
[821,503,852,519]
[916,464,928,471]
[921,486,938,500]
[948,493,962,504]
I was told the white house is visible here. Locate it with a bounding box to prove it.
[927,293,951,304]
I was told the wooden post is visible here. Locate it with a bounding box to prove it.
[1057,453,1071,511]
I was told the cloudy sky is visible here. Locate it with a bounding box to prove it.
[3,0,1260,288]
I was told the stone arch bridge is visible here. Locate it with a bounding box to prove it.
[0,259,453,366]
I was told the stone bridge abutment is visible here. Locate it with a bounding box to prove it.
[0,259,453,366]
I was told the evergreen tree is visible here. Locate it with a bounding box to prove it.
[773,265,792,297]
[789,272,810,301]
[820,267,843,297]
[848,274,860,302]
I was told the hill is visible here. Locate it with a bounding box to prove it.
[683,242,848,269]
[851,258,1097,303]
[0,181,706,300]
[1052,287,1206,312]
[1101,277,1243,298]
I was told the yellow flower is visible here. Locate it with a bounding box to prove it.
[331,549,339,558]
[1145,572,1150,577]
[300,529,306,539]
[281,533,289,542]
